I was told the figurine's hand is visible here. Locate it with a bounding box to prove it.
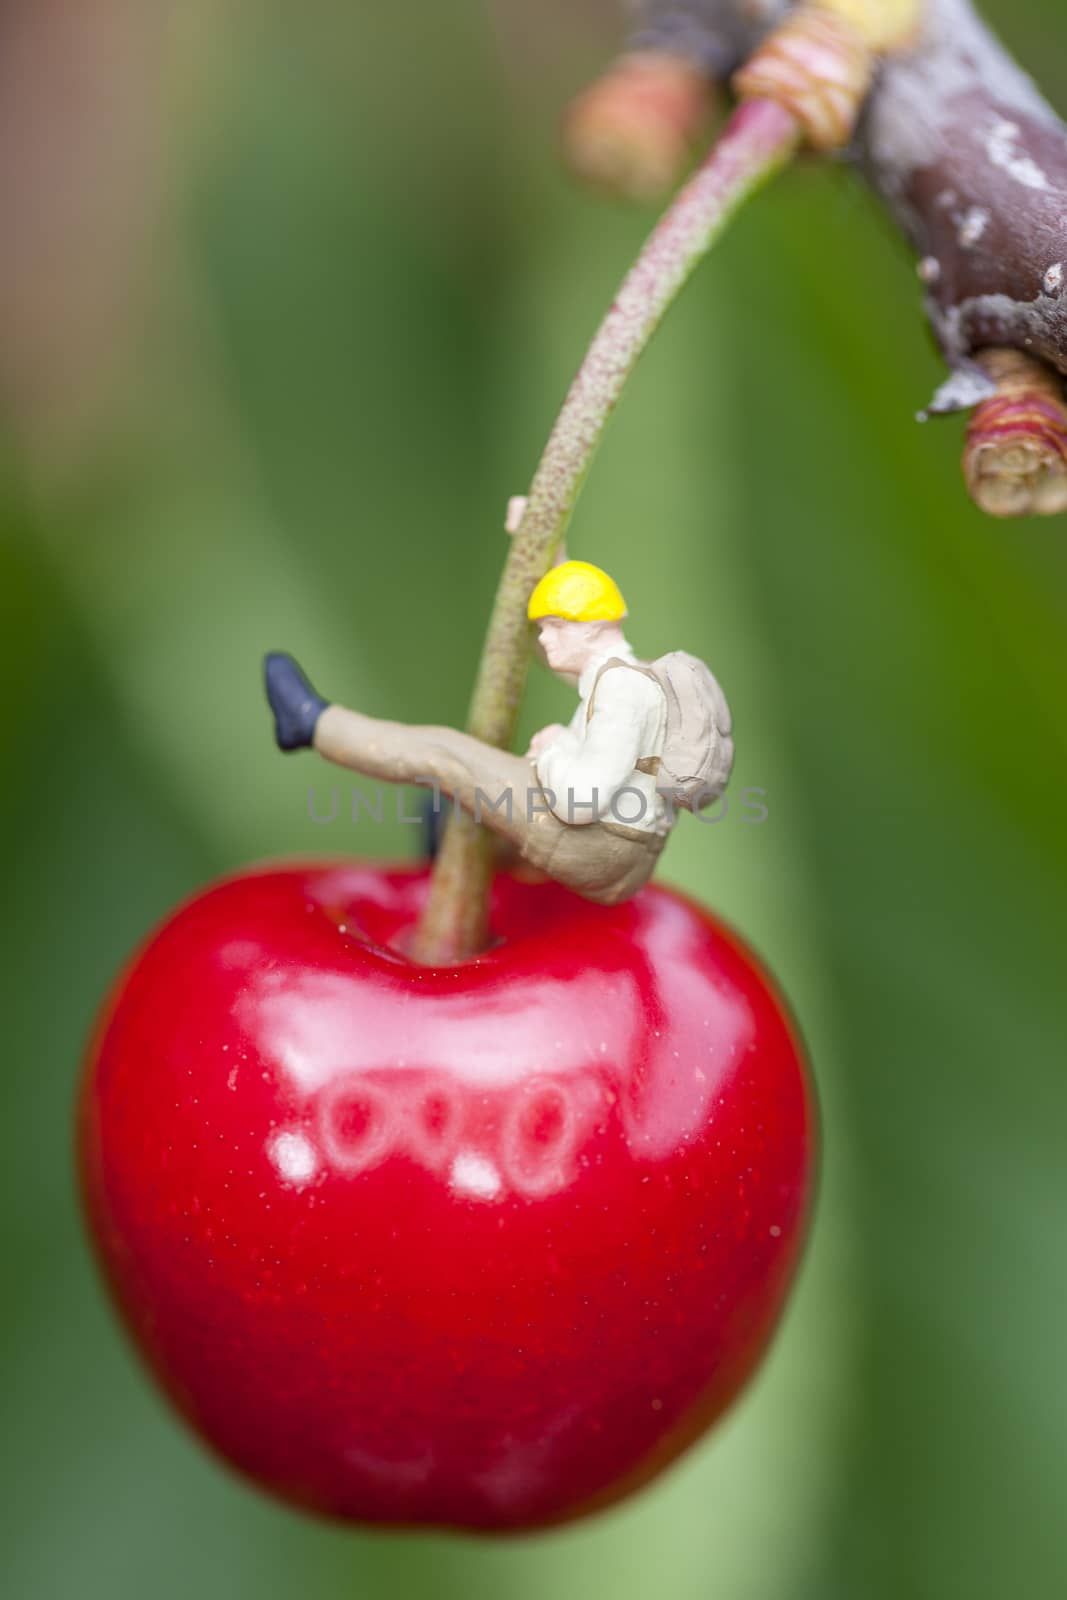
[505,499,569,565]
[505,496,570,569]
[526,723,566,761]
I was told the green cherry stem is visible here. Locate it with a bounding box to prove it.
[412,96,800,964]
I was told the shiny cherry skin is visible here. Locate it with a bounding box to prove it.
[80,862,815,1531]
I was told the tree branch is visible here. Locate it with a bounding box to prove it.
[862,0,1067,409]
[589,0,1067,509]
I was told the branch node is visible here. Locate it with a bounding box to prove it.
[731,6,873,151]
[963,348,1067,518]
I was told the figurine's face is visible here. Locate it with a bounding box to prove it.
[535,618,602,677]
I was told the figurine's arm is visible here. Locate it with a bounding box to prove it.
[526,722,571,761]
[536,669,658,825]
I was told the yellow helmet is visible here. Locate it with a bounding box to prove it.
[527,560,628,623]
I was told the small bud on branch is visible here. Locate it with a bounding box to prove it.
[563,51,718,202]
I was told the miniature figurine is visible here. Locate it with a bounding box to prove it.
[265,560,733,905]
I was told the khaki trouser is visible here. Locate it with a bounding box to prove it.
[314,705,666,905]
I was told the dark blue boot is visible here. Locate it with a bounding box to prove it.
[264,653,328,751]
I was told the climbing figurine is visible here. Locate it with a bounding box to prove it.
[265,558,733,906]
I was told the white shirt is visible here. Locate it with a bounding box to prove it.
[535,645,670,835]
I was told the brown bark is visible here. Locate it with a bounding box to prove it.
[864,0,1067,411]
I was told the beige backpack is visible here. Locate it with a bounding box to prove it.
[590,653,734,812]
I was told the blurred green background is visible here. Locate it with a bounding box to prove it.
[3,2,1066,1596]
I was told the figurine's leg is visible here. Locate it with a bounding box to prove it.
[314,705,546,832]
[314,704,663,904]
[264,654,662,903]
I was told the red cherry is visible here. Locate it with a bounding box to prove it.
[79,863,814,1531]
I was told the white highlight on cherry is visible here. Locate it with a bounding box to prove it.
[268,1129,318,1185]
[450,1150,503,1201]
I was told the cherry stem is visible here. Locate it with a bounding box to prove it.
[411,96,801,965]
